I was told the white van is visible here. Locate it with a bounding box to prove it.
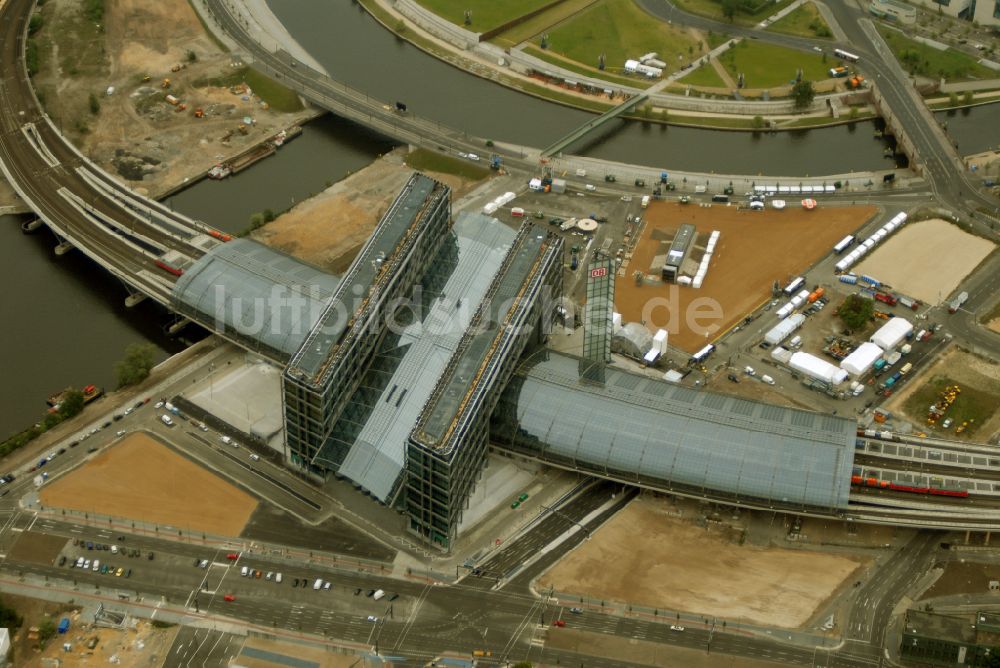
[641,195,650,209]
[761,375,775,385]
[313,578,323,590]
[275,573,283,583]
[93,559,100,572]
[373,589,385,601]
[240,566,248,577]
[161,415,174,427]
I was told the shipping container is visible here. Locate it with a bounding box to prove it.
[839,274,858,285]
[807,287,825,303]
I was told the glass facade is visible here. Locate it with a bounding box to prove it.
[283,175,452,474]
[406,228,564,548]
[583,257,614,364]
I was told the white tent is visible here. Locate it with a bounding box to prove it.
[840,342,884,377]
[789,352,848,386]
[870,317,913,351]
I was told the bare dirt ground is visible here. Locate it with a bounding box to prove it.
[853,219,995,304]
[617,202,876,352]
[536,495,865,628]
[8,531,67,565]
[39,431,258,536]
[31,0,315,196]
[920,560,999,599]
[546,628,785,667]
[990,317,1000,335]
[253,148,485,272]
[883,347,1000,442]
[14,603,179,668]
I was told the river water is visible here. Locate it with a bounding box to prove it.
[936,102,1000,157]
[265,0,895,175]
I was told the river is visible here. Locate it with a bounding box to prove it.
[936,101,1000,157]
[265,0,896,176]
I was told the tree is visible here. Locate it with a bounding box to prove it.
[0,598,22,629]
[963,90,974,105]
[838,294,874,331]
[88,92,100,115]
[58,389,85,419]
[38,617,56,647]
[791,80,815,110]
[752,115,765,129]
[721,0,739,21]
[186,50,197,63]
[114,343,156,388]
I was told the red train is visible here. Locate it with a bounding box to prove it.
[851,475,969,498]
[207,229,232,242]
[154,259,184,277]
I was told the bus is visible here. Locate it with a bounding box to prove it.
[834,48,860,63]
[690,344,715,365]
[833,235,856,254]
[783,276,805,296]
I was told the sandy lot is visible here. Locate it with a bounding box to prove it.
[853,218,995,304]
[537,495,865,628]
[39,432,257,536]
[253,148,485,272]
[618,202,876,352]
[883,347,1000,442]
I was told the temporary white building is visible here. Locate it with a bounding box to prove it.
[764,313,805,345]
[870,317,913,351]
[652,329,669,354]
[840,342,884,377]
[789,352,848,386]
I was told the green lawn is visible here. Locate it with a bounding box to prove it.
[358,0,612,112]
[878,26,995,81]
[767,2,833,39]
[671,0,798,26]
[903,375,1000,438]
[416,0,552,32]
[405,148,491,179]
[678,62,728,87]
[540,0,703,79]
[524,45,653,88]
[491,0,597,47]
[716,40,831,89]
